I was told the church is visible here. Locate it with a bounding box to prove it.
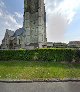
[1,0,47,49]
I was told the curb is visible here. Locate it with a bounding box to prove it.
[0,79,80,83]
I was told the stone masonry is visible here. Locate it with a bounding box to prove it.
[1,0,47,49]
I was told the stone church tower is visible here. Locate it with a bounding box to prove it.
[23,0,47,48]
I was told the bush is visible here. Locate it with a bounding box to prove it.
[63,49,74,63]
[0,48,78,62]
[75,50,80,62]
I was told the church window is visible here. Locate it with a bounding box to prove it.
[19,39,20,44]
[42,35,43,41]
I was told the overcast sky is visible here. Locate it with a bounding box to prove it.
[0,0,80,44]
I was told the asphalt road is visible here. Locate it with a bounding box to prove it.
[0,82,80,92]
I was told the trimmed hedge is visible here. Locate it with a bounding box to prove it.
[0,48,79,62]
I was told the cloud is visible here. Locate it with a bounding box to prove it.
[45,0,80,42]
[0,12,2,16]
[47,13,68,42]
[4,14,22,30]
[45,0,80,23]
[0,0,23,44]
[14,12,23,18]
[0,1,5,8]
[54,0,80,23]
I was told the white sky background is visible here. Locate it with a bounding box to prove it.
[44,0,80,43]
[0,0,80,44]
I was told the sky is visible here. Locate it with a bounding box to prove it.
[0,0,80,44]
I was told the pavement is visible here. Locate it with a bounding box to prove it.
[0,82,80,92]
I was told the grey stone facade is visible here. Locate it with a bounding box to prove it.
[24,0,47,48]
[1,0,47,49]
[68,41,80,48]
[1,28,25,49]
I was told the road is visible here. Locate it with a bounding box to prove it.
[0,82,80,92]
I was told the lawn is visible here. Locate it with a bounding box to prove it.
[0,61,80,80]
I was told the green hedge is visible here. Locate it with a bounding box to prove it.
[0,48,79,62]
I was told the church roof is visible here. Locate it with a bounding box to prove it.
[14,27,25,37]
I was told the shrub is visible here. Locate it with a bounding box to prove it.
[0,48,77,62]
[63,49,74,63]
[75,49,80,62]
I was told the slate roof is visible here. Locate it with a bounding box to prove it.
[14,27,25,37]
